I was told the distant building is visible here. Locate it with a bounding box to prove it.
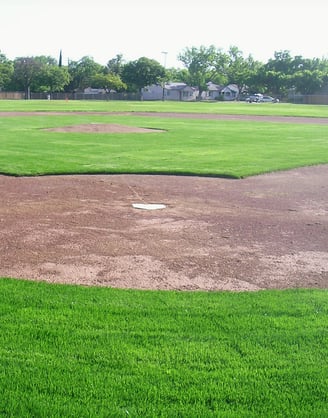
[142,82,198,101]
[84,87,106,94]
[206,82,239,101]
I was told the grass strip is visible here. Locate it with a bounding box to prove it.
[0,99,328,118]
[0,278,327,417]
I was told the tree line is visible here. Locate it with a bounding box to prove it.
[1,46,328,99]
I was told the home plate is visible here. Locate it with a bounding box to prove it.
[132,203,166,210]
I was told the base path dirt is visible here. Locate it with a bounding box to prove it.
[1,166,327,291]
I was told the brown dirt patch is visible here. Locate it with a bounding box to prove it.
[1,165,327,291]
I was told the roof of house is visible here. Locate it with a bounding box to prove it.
[165,82,189,90]
[221,84,239,93]
[206,82,224,92]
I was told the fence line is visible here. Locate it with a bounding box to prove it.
[31,92,141,101]
[0,92,25,100]
[0,91,141,101]
[2,91,328,104]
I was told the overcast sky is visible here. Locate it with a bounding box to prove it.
[1,0,327,68]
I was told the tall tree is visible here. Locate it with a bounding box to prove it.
[266,50,293,74]
[106,54,124,76]
[0,52,14,91]
[67,56,103,91]
[59,50,62,67]
[33,65,70,93]
[225,46,261,93]
[91,73,127,92]
[291,70,325,95]
[13,57,42,99]
[178,45,219,99]
[121,57,165,92]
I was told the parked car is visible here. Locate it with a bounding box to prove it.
[246,93,263,103]
[261,95,279,103]
[246,94,279,103]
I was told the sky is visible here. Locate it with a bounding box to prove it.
[1,0,327,68]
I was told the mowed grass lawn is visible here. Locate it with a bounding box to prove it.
[1,98,328,118]
[1,279,327,417]
[0,107,327,178]
[1,101,328,416]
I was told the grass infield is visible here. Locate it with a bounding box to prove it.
[0,111,327,178]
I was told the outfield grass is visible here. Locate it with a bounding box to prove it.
[0,278,327,417]
[0,99,328,118]
[0,113,327,177]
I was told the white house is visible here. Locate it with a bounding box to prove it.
[84,87,106,94]
[220,84,239,101]
[142,82,198,101]
[206,82,224,100]
[205,82,240,101]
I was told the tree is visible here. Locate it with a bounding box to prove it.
[178,45,219,99]
[291,70,325,95]
[258,51,295,96]
[265,50,293,74]
[13,57,42,99]
[67,56,103,91]
[258,50,328,97]
[33,66,70,93]
[91,73,127,92]
[0,52,14,91]
[165,67,189,83]
[22,56,70,93]
[106,54,124,76]
[121,57,165,92]
[224,46,262,93]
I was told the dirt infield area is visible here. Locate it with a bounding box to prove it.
[1,165,327,291]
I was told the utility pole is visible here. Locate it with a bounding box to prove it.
[161,51,168,101]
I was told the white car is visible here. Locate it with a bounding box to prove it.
[246,93,263,103]
[246,94,279,103]
[261,95,279,103]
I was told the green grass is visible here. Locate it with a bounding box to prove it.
[1,99,328,117]
[0,112,327,178]
[0,278,327,417]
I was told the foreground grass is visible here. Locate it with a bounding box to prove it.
[0,278,327,417]
[1,113,327,177]
[1,99,328,118]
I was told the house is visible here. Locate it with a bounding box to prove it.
[142,82,198,101]
[205,82,240,101]
[165,83,198,101]
[206,82,224,100]
[221,84,239,100]
[84,87,106,94]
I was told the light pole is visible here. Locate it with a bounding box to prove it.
[161,51,168,101]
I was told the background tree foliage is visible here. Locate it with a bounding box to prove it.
[0,52,13,90]
[67,56,103,92]
[91,73,127,92]
[178,45,219,98]
[1,47,328,99]
[121,57,165,93]
[13,57,42,99]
